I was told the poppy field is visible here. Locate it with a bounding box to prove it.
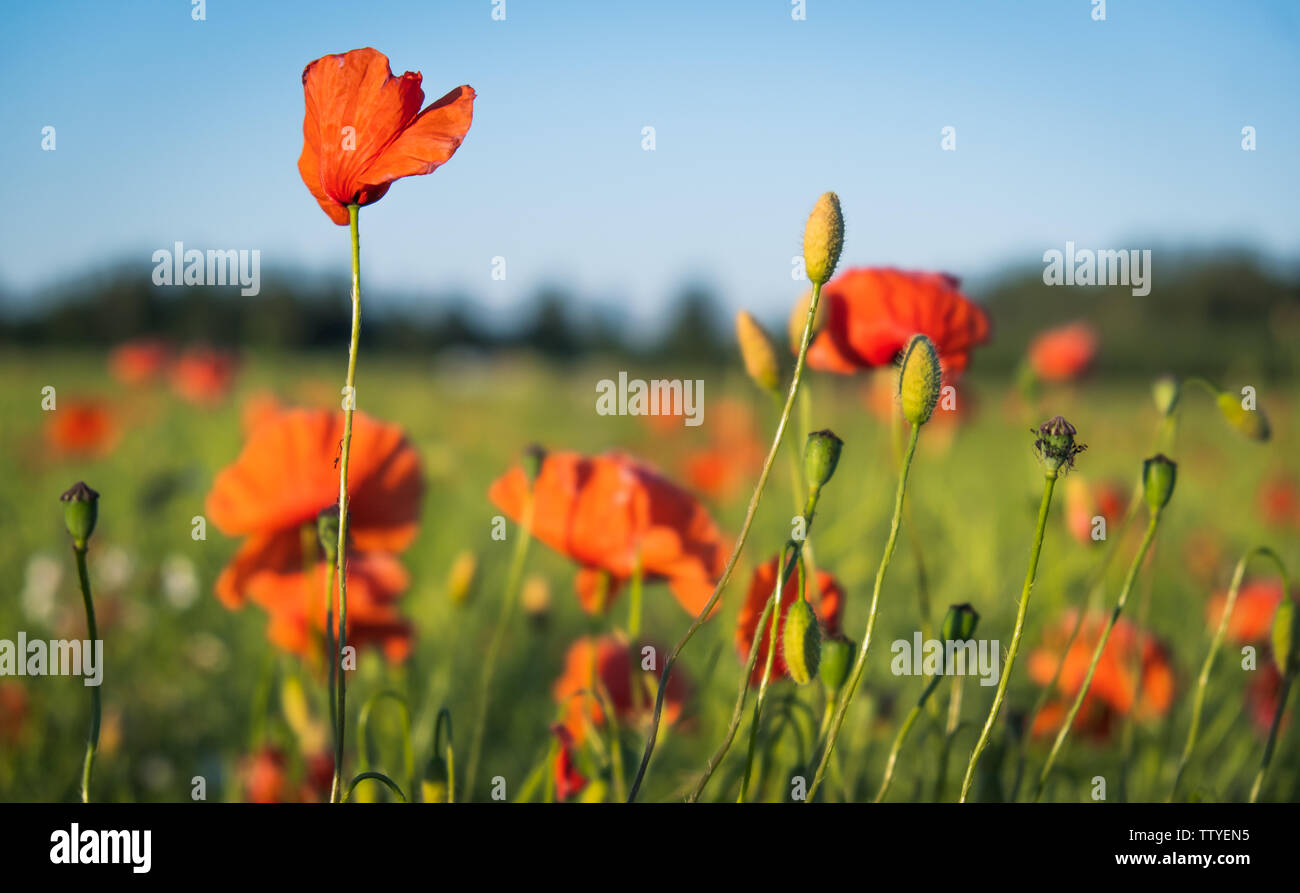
[2,22,1298,819]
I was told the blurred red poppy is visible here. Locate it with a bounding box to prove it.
[1064,475,1128,546]
[298,47,474,225]
[489,451,728,616]
[1028,611,1175,739]
[108,339,171,385]
[736,556,845,686]
[1027,321,1098,382]
[46,399,118,456]
[1258,474,1300,529]
[206,407,423,661]
[170,346,238,406]
[1206,580,1287,645]
[551,724,587,801]
[0,681,28,745]
[1246,663,1290,736]
[552,634,689,744]
[796,268,991,378]
[682,399,764,501]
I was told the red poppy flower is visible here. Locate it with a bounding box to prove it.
[1206,580,1287,645]
[736,556,845,686]
[551,724,587,801]
[1028,611,1175,739]
[681,400,764,501]
[552,634,689,744]
[1064,475,1128,546]
[796,268,991,378]
[1246,663,1290,736]
[1027,321,1098,382]
[206,407,423,661]
[1258,474,1300,529]
[298,47,475,225]
[46,399,118,456]
[108,339,171,385]
[489,451,728,616]
[170,346,239,406]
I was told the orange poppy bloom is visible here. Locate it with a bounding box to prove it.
[240,391,283,436]
[1027,321,1098,382]
[1206,580,1287,645]
[1028,611,1175,739]
[681,399,764,501]
[206,407,423,661]
[1064,475,1128,546]
[797,268,991,378]
[736,556,845,686]
[170,346,238,406]
[298,47,475,225]
[551,724,587,801]
[46,399,118,456]
[108,339,171,385]
[489,451,728,616]
[552,634,689,744]
[1258,474,1300,529]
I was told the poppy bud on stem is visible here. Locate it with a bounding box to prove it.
[60,482,101,802]
[736,310,781,395]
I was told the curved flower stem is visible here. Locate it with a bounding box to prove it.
[808,424,921,801]
[738,546,804,802]
[1169,547,1288,800]
[1249,673,1295,802]
[464,491,535,800]
[933,674,965,801]
[627,282,824,802]
[1033,510,1162,799]
[357,690,414,798]
[72,545,100,803]
[330,203,363,803]
[874,674,942,802]
[959,471,1058,803]
[345,771,407,803]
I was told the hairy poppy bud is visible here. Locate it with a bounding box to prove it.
[782,598,821,685]
[819,634,854,692]
[804,429,843,494]
[1273,596,1297,677]
[735,310,781,393]
[898,334,942,426]
[802,192,844,286]
[1152,375,1179,417]
[941,603,980,642]
[60,482,99,549]
[1216,391,1270,442]
[1141,454,1177,513]
[317,504,340,563]
[447,550,477,606]
[1033,415,1087,476]
[522,443,547,484]
[787,288,829,353]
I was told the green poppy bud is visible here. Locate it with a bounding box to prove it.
[1141,454,1177,513]
[421,754,450,803]
[1032,415,1086,476]
[782,598,821,685]
[60,482,99,549]
[802,192,844,286]
[1216,391,1270,442]
[819,635,853,692]
[317,504,340,564]
[1272,597,1297,677]
[941,603,980,642]
[898,334,942,426]
[804,429,843,494]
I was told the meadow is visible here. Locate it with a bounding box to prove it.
[2,345,1295,803]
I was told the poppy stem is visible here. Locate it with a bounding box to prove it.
[330,202,363,803]
[808,423,921,802]
[72,545,99,803]
[958,470,1059,803]
[874,674,943,803]
[934,673,965,801]
[1249,672,1295,802]
[1032,509,1163,800]
[627,281,825,802]
[1171,547,1287,801]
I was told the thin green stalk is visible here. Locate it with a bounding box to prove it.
[330,202,363,803]
[874,674,941,802]
[358,691,414,798]
[464,493,534,800]
[627,281,824,802]
[809,424,921,801]
[1171,547,1288,800]
[959,471,1058,802]
[324,563,337,754]
[73,546,99,803]
[434,708,455,803]
[1034,510,1162,798]
[345,771,407,803]
[1249,674,1295,802]
[934,674,965,801]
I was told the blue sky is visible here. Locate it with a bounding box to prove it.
[2,0,1297,327]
